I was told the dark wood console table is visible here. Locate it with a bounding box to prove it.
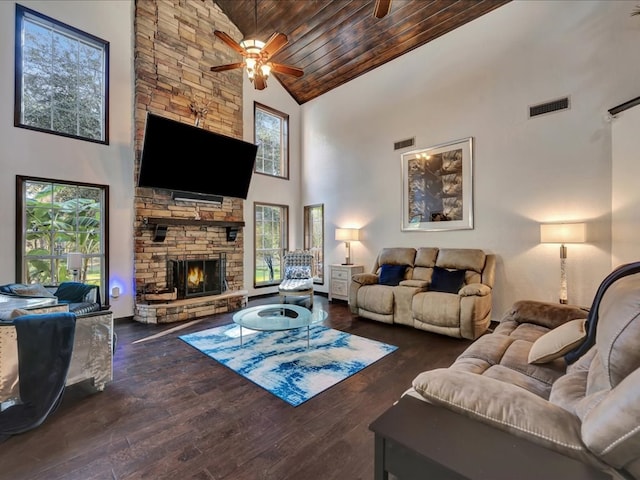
[369,395,612,480]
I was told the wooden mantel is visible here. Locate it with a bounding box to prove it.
[143,217,245,228]
[142,217,245,242]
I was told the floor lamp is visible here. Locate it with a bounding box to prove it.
[540,223,586,304]
[335,228,360,265]
[67,252,83,282]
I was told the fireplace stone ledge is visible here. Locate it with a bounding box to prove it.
[134,290,248,324]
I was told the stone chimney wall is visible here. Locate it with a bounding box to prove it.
[133,0,246,302]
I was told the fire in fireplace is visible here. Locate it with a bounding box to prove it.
[169,253,226,299]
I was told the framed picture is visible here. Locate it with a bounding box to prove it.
[401,137,473,231]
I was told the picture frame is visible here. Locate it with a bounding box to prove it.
[401,137,473,231]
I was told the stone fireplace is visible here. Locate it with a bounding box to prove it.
[132,1,247,324]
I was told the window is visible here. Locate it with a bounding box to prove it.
[304,204,324,284]
[254,102,288,179]
[16,176,109,300]
[14,4,109,144]
[254,203,288,287]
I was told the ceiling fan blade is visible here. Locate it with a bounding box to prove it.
[214,30,246,55]
[262,32,289,60]
[210,62,244,72]
[373,0,392,19]
[270,63,304,78]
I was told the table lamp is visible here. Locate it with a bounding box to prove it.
[335,228,360,265]
[540,223,586,304]
[67,252,83,282]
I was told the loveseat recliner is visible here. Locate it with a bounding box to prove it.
[349,247,496,340]
[402,262,640,479]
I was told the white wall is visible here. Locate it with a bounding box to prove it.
[300,0,640,318]
[612,104,640,267]
[242,75,302,297]
[0,1,135,319]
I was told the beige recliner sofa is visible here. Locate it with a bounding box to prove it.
[349,247,496,340]
[402,262,640,478]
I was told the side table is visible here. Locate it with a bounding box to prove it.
[329,264,364,302]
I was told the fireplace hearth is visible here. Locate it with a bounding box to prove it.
[169,254,226,299]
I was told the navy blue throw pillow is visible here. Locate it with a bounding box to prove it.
[379,264,407,286]
[430,266,466,293]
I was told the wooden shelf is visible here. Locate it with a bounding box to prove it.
[143,217,245,228]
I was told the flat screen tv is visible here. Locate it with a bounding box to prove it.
[138,112,258,200]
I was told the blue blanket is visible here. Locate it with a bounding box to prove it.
[0,312,76,441]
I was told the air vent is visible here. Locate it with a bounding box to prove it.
[394,137,415,150]
[529,97,570,118]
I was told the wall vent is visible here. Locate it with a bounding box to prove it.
[394,137,415,150]
[529,97,570,118]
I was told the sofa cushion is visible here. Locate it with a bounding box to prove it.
[377,248,416,268]
[357,284,394,315]
[379,264,407,286]
[528,318,587,364]
[412,292,461,328]
[430,266,465,293]
[435,248,486,273]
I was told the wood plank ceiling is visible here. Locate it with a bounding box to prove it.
[213,0,512,105]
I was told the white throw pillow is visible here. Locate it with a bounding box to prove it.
[528,318,587,364]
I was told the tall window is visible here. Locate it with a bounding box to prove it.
[254,102,288,179]
[16,176,109,299]
[14,4,109,144]
[254,203,288,287]
[304,204,324,284]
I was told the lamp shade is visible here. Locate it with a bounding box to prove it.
[67,252,83,270]
[335,228,360,242]
[540,223,586,244]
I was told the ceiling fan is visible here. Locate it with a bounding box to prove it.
[373,0,392,19]
[210,30,304,90]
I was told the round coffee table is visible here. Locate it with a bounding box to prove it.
[232,304,324,347]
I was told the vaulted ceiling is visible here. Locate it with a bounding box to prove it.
[214,0,512,104]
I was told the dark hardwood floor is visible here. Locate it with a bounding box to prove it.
[0,295,474,480]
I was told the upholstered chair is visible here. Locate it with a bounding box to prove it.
[278,250,314,308]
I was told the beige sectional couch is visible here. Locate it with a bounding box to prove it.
[400,262,640,478]
[349,247,496,340]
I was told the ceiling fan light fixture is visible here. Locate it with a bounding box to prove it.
[210,29,302,91]
[239,38,265,54]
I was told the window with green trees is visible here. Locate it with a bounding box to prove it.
[16,176,109,297]
[14,4,109,144]
[254,103,288,179]
[304,204,324,284]
[254,203,288,287]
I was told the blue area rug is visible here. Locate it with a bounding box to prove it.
[179,322,397,406]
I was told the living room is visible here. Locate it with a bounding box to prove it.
[0,0,639,477]
[0,0,638,322]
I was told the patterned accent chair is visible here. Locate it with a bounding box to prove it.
[278,250,314,308]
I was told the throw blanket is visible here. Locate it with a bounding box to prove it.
[0,312,76,441]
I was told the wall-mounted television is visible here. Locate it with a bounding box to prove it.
[138,112,258,200]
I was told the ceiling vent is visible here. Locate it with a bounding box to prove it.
[394,137,415,150]
[529,97,570,118]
